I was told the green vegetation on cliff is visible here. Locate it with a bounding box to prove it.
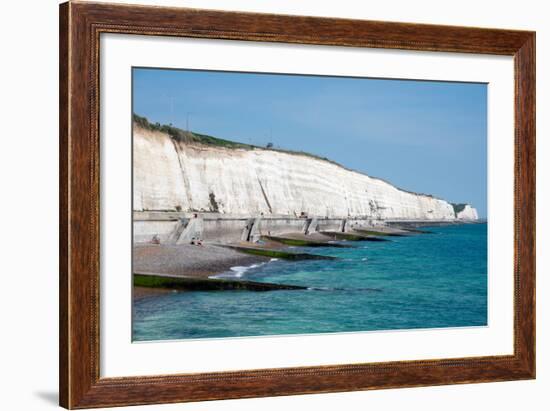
[133,114,451,203]
[134,114,255,149]
[452,203,468,215]
[133,113,338,164]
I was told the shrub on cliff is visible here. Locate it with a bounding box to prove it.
[133,113,254,149]
[133,114,361,171]
[452,203,468,215]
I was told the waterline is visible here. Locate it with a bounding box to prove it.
[133,224,487,341]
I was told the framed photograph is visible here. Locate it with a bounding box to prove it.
[59,2,535,409]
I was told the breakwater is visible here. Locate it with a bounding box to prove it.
[134,272,307,292]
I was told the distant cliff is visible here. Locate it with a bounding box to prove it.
[133,121,478,221]
[453,204,479,220]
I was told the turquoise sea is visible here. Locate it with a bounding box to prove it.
[133,223,487,341]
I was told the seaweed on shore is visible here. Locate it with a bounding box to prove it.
[134,273,307,291]
[320,231,391,242]
[221,244,338,260]
[262,235,352,248]
[353,229,408,237]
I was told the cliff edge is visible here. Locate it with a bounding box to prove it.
[133,120,478,221]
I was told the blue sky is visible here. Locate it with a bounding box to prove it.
[133,68,487,217]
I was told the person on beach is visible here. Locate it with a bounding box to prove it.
[189,214,203,246]
[190,237,203,246]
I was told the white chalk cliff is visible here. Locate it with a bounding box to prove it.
[133,124,478,221]
[455,204,479,220]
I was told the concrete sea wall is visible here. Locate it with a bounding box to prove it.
[134,212,350,244]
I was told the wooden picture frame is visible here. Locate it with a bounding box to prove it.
[59,1,535,408]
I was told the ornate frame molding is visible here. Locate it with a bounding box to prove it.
[59,2,535,408]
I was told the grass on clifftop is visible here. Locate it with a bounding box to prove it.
[133,114,450,202]
[134,114,255,149]
[133,114,339,165]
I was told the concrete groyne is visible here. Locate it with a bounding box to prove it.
[134,272,307,292]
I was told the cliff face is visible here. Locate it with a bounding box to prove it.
[456,204,479,220]
[133,125,477,221]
